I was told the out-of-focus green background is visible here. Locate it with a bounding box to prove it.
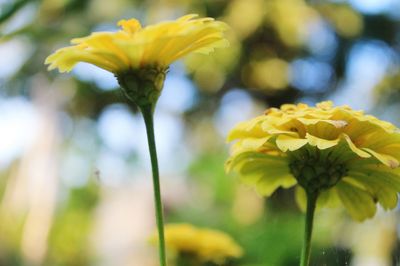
[1,0,400,265]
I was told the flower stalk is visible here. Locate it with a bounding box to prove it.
[141,104,167,266]
[300,192,318,266]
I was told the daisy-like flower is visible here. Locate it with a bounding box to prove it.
[151,223,243,266]
[45,14,228,108]
[45,15,228,266]
[226,101,400,265]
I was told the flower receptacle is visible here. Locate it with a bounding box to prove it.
[289,148,348,194]
[116,67,168,110]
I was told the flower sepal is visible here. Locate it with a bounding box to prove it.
[116,67,167,110]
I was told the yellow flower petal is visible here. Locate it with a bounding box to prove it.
[226,151,286,173]
[255,172,297,196]
[239,160,287,178]
[45,14,228,73]
[363,148,399,168]
[342,133,371,158]
[45,47,118,73]
[316,101,334,109]
[318,187,341,208]
[348,172,398,210]
[226,151,293,196]
[336,180,376,221]
[276,135,308,152]
[306,133,339,150]
[71,33,131,66]
[177,14,200,22]
[118,19,142,34]
[297,118,347,129]
[226,116,265,142]
[349,164,400,191]
[240,137,271,150]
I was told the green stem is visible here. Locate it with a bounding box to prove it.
[141,104,167,266]
[300,192,318,266]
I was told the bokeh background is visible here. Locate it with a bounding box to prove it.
[1,0,400,265]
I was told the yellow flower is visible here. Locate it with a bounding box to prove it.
[45,14,228,108]
[226,101,400,221]
[45,14,229,73]
[150,223,243,265]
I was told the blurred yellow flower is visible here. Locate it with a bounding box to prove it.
[45,14,229,73]
[226,101,400,221]
[150,223,243,265]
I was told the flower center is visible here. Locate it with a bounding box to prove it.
[288,148,348,194]
[116,67,167,108]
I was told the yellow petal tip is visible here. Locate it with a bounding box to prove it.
[118,18,142,34]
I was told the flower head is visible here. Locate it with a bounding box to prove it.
[45,14,228,73]
[150,223,243,265]
[45,14,228,108]
[226,101,400,221]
